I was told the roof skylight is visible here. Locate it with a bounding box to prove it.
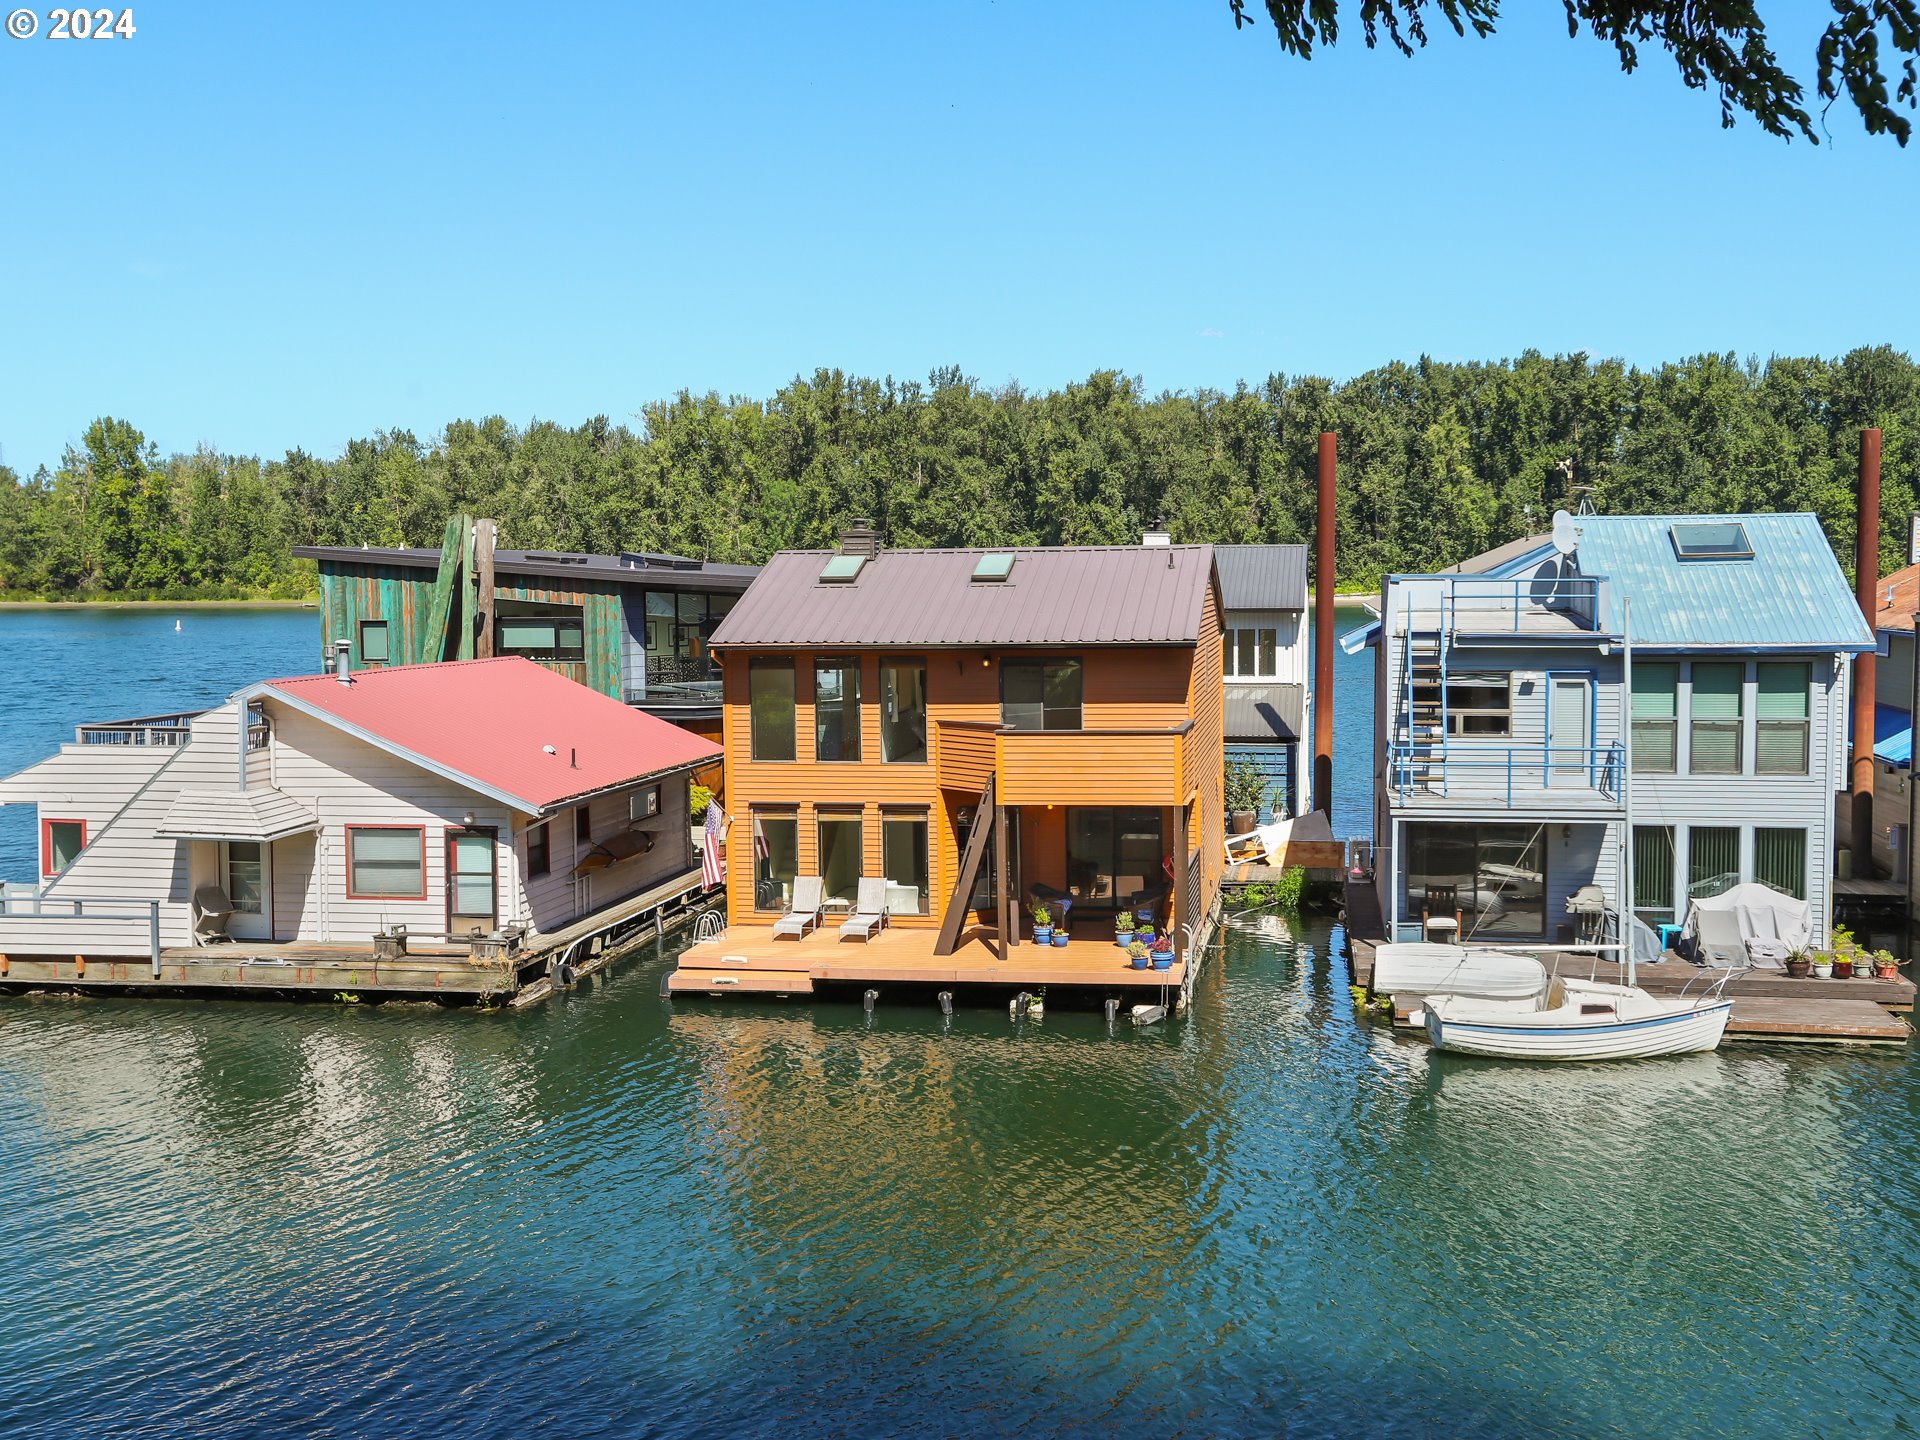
[971,552,1016,582]
[818,554,867,583]
[1670,521,1753,561]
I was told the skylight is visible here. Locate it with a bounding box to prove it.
[1670,522,1753,561]
[819,554,867,583]
[971,552,1016,582]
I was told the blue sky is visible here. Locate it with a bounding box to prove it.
[0,1,1913,474]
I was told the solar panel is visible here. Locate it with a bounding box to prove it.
[1670,522,1753,560]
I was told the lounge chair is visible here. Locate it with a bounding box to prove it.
[1224,818,1292,868]
[772,875,824,939]
[838,878,891,941]
[192,884,236,944]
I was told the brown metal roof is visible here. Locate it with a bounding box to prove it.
[711,545,1217,648]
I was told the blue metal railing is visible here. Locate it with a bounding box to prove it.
[1388,740,1625,805]
[1436,575,1604,635]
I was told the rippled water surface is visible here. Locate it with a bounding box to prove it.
[1,606,1915,1438]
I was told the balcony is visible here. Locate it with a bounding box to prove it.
[934,719,1190,806]
[1387,741,1625,809]
[1390,574,1607,643]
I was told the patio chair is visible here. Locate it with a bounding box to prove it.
[1694,908,1746,967]
[772,875,824,939]
[838,878,891,941]
[192,884,237,945]
[1224,818,1292,868]
[1421,884,1461,944]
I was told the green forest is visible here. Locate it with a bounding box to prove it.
[1,346,1914,600]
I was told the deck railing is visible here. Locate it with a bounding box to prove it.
[75,711,201,747]
[1388,740,1625,805]
[1390,574,1605,637]
[0,894,163,975]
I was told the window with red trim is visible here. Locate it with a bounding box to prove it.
[41,818,85,876]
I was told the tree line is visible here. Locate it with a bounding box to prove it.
[0,347,1914,600]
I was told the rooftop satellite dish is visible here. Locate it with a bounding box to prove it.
[1551,509,1581,556]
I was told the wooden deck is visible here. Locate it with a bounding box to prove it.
[668,920,1186,998]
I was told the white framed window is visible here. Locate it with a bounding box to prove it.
[1225,627,1279,678]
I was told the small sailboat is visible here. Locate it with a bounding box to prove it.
[1424,974,1735,1060]
[174,619,182,632]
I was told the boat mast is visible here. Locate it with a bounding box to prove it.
[1621,595,1636,989]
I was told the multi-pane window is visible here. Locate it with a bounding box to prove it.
[1631,663,1678,773]
[1444,673,1512,737]
[1001,660,1082,731]
[497,608,586,663]
[749,659,796,761]
[814,659,862,762]
[347,827,425,899]
[1225,627,1279,678]
[882,812,930,914]
[879,661,928,763]
[1689,663,1743,774]
[1755,828,1807,900]
[643,591,737,691]
[527,822,551,878]
[751,812,799,911]
[1687,826,1740,900]
[1755,663,1811,775]
[226,842,264,915]
[1632,825,1675,928]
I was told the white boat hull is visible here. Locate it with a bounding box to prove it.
[1426,982,1733,1061]
[1373,943,1547,1001]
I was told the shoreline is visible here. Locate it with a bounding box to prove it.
[0,597,316,610]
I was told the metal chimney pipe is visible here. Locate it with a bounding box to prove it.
[334,640,352,685]
[1853,428,1883,873]
[1314,431,1337,818]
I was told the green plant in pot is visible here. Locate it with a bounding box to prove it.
[1126,939,1150,971]
[1784,947,1812,979]
[1114,912,1134,948]
[1030,904,1052,943]
[1873,948,1901,981]
[1812,952,1834,980]
[1224,757,1266,836]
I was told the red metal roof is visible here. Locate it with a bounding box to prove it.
[264,657,720,813]
[711,545,1218,649]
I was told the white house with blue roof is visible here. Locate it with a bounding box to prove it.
[1353,511,1873,949]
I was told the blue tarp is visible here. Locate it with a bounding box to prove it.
[1875,703,1911,766]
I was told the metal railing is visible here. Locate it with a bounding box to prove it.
[1437,575,1603,635]
[0,893,163,975]
[75,711,201,747]
[1388,740,1625,805]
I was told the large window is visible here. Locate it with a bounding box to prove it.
[882,812,930,914]
[41,818,85,876]
[1756,662,1811,775]
[226,841,264,915]
[1690,663,1743,774]
[880,660,928,763]
[1403,823,1546,938]
[1066,807,1164,910]
[1445,673,1512,737]
[1632,825,1676,928]
[644,590,737,692]
[497,604,586,663]
[817,811,863,907]
[1755,827,1807,900]
[814,659,862,762]
[1631,663,1678,773]
[751,812,799,911]
[749,659,796,761]
[358,619,390,665]
[1001,659,1082,731]
[1225,627,1279,679]
[347,826,426,899]
[1687,826,1740,900]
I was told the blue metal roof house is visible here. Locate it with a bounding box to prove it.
[1359,511,1870,950]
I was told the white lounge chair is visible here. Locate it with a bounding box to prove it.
[192,884,237,945]
[1224,818,1292,868]
[772,876,824,939]
[838,877,890,941]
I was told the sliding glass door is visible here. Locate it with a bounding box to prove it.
[1066,808,1164,910]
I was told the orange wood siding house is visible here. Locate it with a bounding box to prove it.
[710,538,1226,962]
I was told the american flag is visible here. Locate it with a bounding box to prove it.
[701,803,726,890]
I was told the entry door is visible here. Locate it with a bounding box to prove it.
[1549,676,1590,784]
[222,841,272,941]
[447,828,498,934]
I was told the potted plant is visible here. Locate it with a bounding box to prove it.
[1148,931,1175,969]
[1812,954,1834,980]
[1114,913,1135,948]
[1127,939,1150,971]
[1050,921,1070,948]
[1833,952,1855,980]
[1874,949,1901,981]
[1784,947,1812,979]
[1224,757,1266,836]
[1030,904,1052,945]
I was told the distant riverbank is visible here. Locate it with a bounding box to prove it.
[0,596,315,609]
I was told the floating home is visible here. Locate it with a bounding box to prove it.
[295,522,757,736]
[668,534,1227,1001]
[1349,512,1871,950]
[1216,542,1310,821]
[0,658,719,1001]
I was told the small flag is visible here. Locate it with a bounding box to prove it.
[701,802,726,890]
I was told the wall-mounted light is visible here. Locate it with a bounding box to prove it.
[463,811,477,827]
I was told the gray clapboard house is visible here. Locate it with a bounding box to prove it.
[1348,512,1872,947]
[1215,543,1310,820]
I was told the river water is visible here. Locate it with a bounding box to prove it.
[0,606,1914,1439]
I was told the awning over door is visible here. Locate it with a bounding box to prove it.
[155,788,319,843]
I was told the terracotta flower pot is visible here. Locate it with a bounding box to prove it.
[1876,962,1900,981]
[1230,810,1258,836]
[1785,959,1811,979]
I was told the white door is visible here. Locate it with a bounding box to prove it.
[222,840,272,941]
[1548,677,1590,784]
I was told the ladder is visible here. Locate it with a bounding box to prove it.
[1397,587,1450,798]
